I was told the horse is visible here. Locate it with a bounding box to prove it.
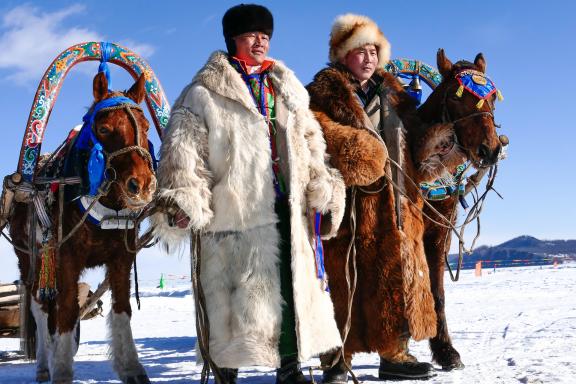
[8,71,156,384]
[414,49,505,370]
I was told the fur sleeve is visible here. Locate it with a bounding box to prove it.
[313,110,387,187]
[301,108,346,239]
[307,67,388,187]
[150,105,213,249]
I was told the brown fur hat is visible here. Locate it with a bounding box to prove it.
[329,14,390,67]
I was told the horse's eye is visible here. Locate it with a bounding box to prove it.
[97,125,112,135]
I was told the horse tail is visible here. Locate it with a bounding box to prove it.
[19,284,37,360]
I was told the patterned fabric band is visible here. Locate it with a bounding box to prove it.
[420,162,468,201]
[229,56,287,198]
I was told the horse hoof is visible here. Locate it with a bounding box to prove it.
[36,369,50,382]
[442,360,465,371]
[432,343,465,371]
[125,374,152,384]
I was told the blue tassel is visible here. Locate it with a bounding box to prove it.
[75,96,137,194]
[459,195,469,209]
[314,211,329,292]
[148,140,158,171]
[88,142,105,195]
[99,42,113,89]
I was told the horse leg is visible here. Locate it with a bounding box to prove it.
[424,201,464,370]
[107,254,150,384]
[50,264,81,384]
[30,299,51,382]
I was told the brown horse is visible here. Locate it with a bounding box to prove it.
[415,49,505,370]
[8,72,156,383]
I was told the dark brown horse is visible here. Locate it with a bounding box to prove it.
[8,72,156,383]
[415,49,505,370]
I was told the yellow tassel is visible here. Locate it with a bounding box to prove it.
[455,85,464,98]
[476,99,485,109]
[497,89,504,101]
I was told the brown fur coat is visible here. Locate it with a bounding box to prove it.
[307,64,437,358]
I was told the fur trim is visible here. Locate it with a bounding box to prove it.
[329,14,391,67]
[193,51,310,114]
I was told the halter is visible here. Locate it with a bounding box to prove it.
[75,96,155,195]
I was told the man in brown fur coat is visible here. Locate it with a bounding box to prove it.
[306,14,438,383]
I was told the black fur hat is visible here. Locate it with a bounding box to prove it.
[222,4,273,55]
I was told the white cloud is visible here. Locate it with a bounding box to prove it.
[0,4,154,85]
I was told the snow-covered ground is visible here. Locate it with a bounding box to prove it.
[1,264,575,383]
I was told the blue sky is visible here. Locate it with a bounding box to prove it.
[0,1,574,285]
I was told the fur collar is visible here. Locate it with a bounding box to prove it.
[307,63,410,129]
[193,51,309,113]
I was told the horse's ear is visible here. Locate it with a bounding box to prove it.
[437,48,453,78]
[474,53,486,73]
[93,72,108,102]
[126,74,146,104]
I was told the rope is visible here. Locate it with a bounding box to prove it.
[190,231,226,384]
[324,186,360,384]
[384,157,499,281]
[133,256,141,310]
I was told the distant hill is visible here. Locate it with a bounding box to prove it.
[448,236,576,269]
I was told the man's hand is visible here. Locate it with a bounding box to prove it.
[166,205,190,229]
[173,209,190,229]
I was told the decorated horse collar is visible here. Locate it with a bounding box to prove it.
[454,69,503,109]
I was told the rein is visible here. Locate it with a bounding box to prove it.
[87,102,154,193]
[385,155,499,282]
[0,100,157,277]
[441,83,496,127]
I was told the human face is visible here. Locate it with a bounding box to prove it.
[233,31,270,65]
[343,44,378,84]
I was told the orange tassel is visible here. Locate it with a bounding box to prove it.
[38,242,57,301]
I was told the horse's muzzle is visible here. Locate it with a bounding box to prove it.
[124,174,156,208]
[477,143,501,167]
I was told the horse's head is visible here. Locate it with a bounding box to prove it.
[91,72,156,209]
[420,49,505,170]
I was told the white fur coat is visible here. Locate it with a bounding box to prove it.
[152,51,345,367]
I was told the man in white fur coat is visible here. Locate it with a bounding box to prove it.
[151,4,345,384]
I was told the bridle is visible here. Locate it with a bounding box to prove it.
[438,78,501,169]
[440,82,497,127]
[92,103,154,184]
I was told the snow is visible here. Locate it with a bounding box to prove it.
[1,264,575,383]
